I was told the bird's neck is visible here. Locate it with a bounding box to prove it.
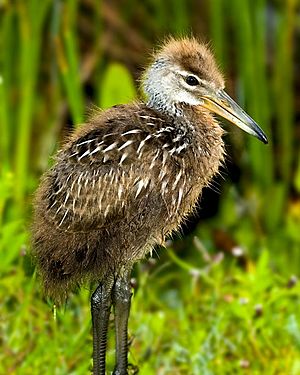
[146,98,197,145]
[146,94,183,118]
[146,94,199,133]
[143,98,224,162]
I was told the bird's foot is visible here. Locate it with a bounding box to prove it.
[112,363,139,375]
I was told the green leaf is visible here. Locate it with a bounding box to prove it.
[100,63,136,109]
[294,152,300,193]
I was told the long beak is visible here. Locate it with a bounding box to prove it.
[200,89,268,144]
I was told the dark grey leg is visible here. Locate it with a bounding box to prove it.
[112,269,132,375]
[91,275,114,375]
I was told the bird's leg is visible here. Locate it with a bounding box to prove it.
[91,275,115,375]
[112,268,132,375]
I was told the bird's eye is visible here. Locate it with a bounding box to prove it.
[185,76,199,86]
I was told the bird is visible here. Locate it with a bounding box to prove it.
[32,37,268,375]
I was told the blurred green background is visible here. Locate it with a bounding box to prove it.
[1,0,300,374]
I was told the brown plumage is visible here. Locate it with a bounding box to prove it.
[33,103,223,299]
[32,37,267,375]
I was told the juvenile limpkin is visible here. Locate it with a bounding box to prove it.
[32,37,267,374]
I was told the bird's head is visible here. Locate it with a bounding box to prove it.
[143,37,268,144]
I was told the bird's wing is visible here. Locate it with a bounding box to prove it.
[40,106,167,232]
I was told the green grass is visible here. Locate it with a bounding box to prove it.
[1,0,300,374]
[1,233,300,374]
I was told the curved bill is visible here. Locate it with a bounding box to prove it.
[200,89,268,144]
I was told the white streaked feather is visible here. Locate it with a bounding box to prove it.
[149,150,160,169]
[162,152,167,167]
[77,172,83,185]
[78,149,91,161]
[72,197,76,211]
[63,192,70,205]
[161,179,168,193]
[69,152,78,158]
[159,169,167,180]
[58,209,69,227]
[176,144,188,153]
[169,147,177,155]
[137,140,146,154]
[135,180,145,198]
[77,183,82,198]
[118,185,123,199]
[172,134,183,142]
[118,140,134,151]
[53,184,64,195]
[103,142,118,152]
[49,199,58,209]
[90,145,103,156]
[122,129,142,136]
[177,187,184,209]
[76,139,95,147]
[103,154,110,163]
[103,132,118,138]
[104,205,110,217]
[138,134,152,153]
[172,170,182,190]
[119,153,128,165]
